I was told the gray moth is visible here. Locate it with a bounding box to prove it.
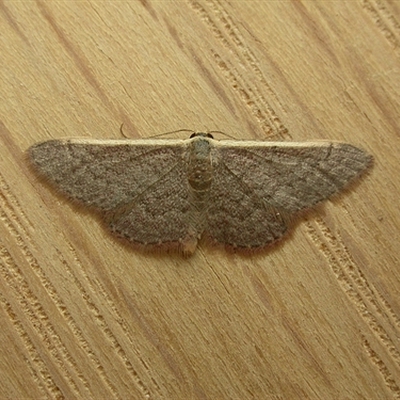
[28,133,372,254]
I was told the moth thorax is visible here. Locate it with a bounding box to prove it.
[188,139,213,191]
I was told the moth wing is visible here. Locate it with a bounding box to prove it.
[106,161,200,251]
[29,139,199,251]
[215,141,372,213]
[29,139,186,211]
[206,158,289,248]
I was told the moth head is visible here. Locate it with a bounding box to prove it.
[190,132,214,139]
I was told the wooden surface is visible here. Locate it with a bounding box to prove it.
[0,1,399,399]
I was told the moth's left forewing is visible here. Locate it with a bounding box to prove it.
[28,138,189,211]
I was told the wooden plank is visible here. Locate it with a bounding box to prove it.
[0,0,399,398]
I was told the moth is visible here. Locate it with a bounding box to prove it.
[28,133,372,254]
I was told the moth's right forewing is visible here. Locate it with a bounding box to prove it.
[215,141,372,213]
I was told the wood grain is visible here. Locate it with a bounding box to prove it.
[0,0,399,399]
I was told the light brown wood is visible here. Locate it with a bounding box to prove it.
[0,1,399,399]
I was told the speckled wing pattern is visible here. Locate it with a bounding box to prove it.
[29,139,198,249]
[205,156,288,248]
[206,141,372,248]
[29,137,372,253]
